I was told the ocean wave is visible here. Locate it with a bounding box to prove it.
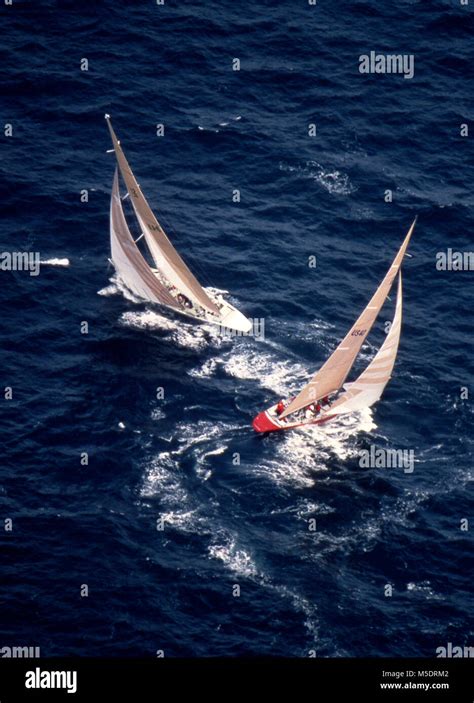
[208,536,260,578]
[279,160,357,196]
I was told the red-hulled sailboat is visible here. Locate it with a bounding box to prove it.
[252,218,416,432]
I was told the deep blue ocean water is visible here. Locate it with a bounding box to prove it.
[1,0,473,657]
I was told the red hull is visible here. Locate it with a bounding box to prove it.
[252,411,280,433]
[252,409,335,433]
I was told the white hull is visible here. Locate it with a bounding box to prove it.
[113,264,252,333]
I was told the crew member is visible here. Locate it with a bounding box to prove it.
[178,293,192,309]
[276,400,285,415]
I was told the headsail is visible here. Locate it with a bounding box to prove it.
[105,115,219,315]
[280,218,416,419]
[321,273,403,416]
[110,168,178,308]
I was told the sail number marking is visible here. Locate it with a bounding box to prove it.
[351,329,366,337]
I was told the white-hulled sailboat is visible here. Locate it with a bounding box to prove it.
[252,218,416,432]
[105,115,252,333]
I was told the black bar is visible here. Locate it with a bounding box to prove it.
[0,658,472,701]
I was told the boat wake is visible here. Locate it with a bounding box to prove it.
[222,347,307,396]
[187,319,378,481]
[250,409,376,489]
[139,417,320,643]
[99,275,231,350]
[208,536,260,578]
[120,310,227,350]
[207,532,319,644]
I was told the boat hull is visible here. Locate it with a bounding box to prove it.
[112,266,252,333]
[252,406,335,433]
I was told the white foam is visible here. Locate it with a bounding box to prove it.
[189,357,219,378]
[120,309,224,351]
[196,445,227,480]
[223,348,306,396]
[187,304,334,386]
[140,455,193,521]
[406,581,442,600]
[141,452,192,510]
[139,422,321,641]
[197,125,220,133]
[252,408,376,489]
[139,424,231,531]
[97,284,118,297]
[40,258,70,266]
[272,583,319,639]
[201,446,226,458]
[187,335,306,388]
[121,309,176,331]
[208,536,260,578]
[279,160,356,196]
[204,285,229,296]
[174,420,236,456]
[207,534,319,640]
[97,275,142,303]
[160,508,202,529]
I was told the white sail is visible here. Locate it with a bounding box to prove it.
[105,115,219,315]
[105,117,252,334]
[110,169,178,308]
[321,273,403,416]
[280,219,416,419]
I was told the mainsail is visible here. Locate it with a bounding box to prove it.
[105,115,219,315]
[110,169,178,308]
[280,219,416,419]
[321,273,403,417]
